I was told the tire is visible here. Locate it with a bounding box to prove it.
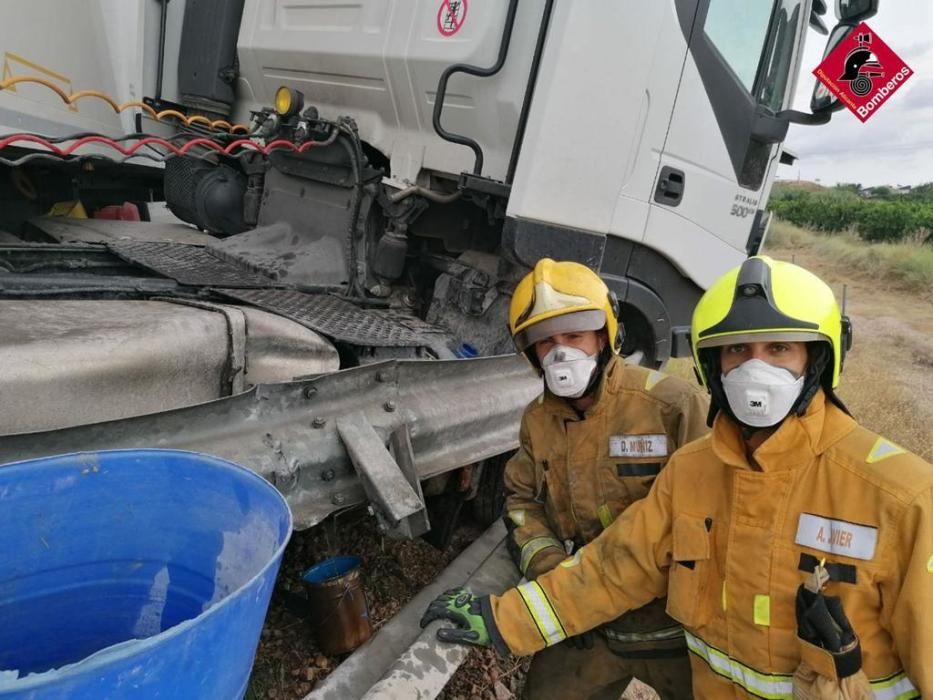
[618,303,659,368]
[423,492,465,549]
[470,451,515,527]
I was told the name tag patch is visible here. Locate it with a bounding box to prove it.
[609,434,667,458]
[795,513,878,561]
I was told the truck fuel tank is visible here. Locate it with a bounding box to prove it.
[0,299,338,435]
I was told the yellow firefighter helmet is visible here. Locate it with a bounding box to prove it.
[691,256,853,423]
[509,258,621,356]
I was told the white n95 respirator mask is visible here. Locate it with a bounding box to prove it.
[541,345,598,398]
[721,359,804,428]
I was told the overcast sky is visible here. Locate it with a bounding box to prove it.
[776,1,933,187]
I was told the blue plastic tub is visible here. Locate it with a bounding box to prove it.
[0,449,292,699]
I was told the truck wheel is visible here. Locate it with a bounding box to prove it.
[423,492,465,549]
[619,304,657,367]
[470,451,514,527]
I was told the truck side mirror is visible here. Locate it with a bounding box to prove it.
[754,16,864,139]
[810,0,829,35]
[810,23,856,113]
[835,0,879,21]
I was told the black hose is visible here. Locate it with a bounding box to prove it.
[432,0,520,175]
[155,0,169,102]
[506,0,554,184]
[335,123,366,298]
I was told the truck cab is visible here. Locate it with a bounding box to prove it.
[0,0,863,367]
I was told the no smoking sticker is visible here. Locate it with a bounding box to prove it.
[437,0,467,37]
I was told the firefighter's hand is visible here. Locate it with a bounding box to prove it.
[421,587,492,647]
[565,630,596,650]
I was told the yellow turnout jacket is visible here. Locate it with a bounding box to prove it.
[491,391,932,698]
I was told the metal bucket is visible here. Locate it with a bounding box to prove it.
[302,556,372,655]
[0,449,292,699]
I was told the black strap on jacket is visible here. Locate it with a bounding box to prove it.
[798,553,858,585]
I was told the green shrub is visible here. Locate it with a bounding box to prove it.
[768,189,933,244]
[856,202,914,242]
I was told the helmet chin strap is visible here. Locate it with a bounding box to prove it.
[791,344,829,417]
[791,342,851,417]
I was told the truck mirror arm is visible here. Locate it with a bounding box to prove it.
[774,108,834,126]
[751,107,832,144]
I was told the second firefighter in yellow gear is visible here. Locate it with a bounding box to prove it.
[504,258,709,699]
[490,386,930,697]
[423,256,932,699]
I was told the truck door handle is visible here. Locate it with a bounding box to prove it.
[654,167,685,206]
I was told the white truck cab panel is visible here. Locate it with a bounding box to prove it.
[505,0,689,238]
[235,0,546,183]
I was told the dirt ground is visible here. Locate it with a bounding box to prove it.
[250,237,930,700]
[248,510,529,700]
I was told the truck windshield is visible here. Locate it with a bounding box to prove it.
[756,0,804,111]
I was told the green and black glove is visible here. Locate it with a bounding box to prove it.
[420,587,508,654]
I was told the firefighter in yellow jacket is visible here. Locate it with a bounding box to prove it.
[502,258,708,698]
[422,256,932,698]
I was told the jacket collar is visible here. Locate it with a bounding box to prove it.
[711,390,858,472]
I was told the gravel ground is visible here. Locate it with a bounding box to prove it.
[248,509,528,699]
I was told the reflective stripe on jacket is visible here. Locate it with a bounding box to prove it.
[490,391,932,698]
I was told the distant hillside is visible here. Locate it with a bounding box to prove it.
[773,180,828,194]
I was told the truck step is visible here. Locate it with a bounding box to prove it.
[218,288,449,349]
[109,240,278,288]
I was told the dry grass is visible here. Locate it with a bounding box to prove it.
[662,222,932,461]
[765,220,933,297]
[834,340,933,461]
[773,180,829,193]
[764,222,932,460]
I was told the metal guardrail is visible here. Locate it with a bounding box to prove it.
[0,355,540,532]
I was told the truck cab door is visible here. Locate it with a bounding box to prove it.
[644,0,809,288]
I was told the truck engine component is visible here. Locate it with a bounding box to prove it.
[177,0,246,117]
[164,157,250,236]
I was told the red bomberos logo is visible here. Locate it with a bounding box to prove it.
[813,22,913,123]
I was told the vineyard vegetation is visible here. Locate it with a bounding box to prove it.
[768,181,933,244]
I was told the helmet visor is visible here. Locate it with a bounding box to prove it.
[695,329,829,350]
[513,309,607,352]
